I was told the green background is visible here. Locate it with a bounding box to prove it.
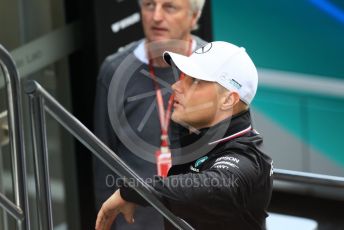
[211,0,344,167]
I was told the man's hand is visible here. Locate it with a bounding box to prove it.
[95,189,136,230]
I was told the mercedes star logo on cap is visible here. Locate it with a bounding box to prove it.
[195,42,213,54]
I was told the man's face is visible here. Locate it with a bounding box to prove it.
[140,0,198,42]
[171,75,222,129]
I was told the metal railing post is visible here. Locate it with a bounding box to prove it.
[0,146,9,229]
[27,86,54,230]
[0,45,30,230]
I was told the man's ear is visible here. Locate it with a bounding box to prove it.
[190,11,200,29]
[220,91,240,111]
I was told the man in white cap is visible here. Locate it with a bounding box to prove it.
[95,41,273,230]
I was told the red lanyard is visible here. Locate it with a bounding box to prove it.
[148,40,192,147]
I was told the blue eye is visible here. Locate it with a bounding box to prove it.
[142,1,155,11]
[164,4,178,13]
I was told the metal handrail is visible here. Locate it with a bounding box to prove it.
[274,169,344,188]
[25,80,195,230]
[0,45,30,230]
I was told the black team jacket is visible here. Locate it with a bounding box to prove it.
[120,110,273,230]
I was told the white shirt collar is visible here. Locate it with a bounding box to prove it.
[133,38,197,65]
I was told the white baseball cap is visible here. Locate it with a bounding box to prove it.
[163,41,258,105]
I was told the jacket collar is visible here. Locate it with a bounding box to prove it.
[133,38,197,65]
[180,109,253,148]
